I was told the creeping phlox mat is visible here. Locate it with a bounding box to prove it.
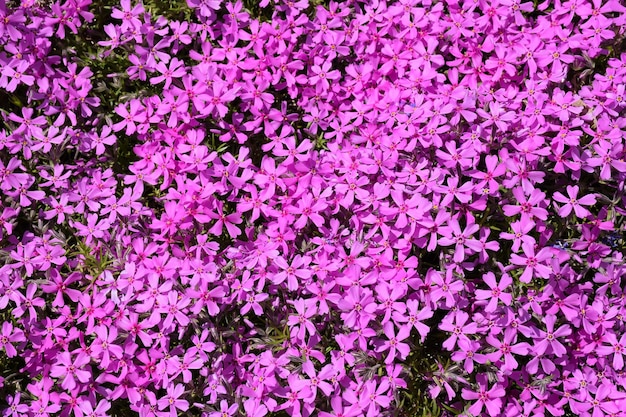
[0,0,626,416]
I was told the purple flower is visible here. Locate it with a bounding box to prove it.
[474,272,513,312]
[4,392,29,417]
[553,185,597,218]
[533,314,572,357]
[209,401,238,417]
[510,242,552,283]
[50,351,91,391]
[500,220,536,252]
[79,400,111,417]
[597,332,626,370]
[452,338,487,374]
[336,286,377,329]
[439,311,478,351]
[461,374,506,417]
[0,322,24,358]
[485,328,530,373]
[287,298,318,340]
[376,322,411,364]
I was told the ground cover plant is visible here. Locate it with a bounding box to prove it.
[1,0,626,416]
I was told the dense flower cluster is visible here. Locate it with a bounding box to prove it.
[1,0,626,416]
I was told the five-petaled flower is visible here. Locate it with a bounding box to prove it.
[553,185,597,218]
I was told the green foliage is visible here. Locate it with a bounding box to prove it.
[67,238,119,291]
[395,321,457,417]
[143,0,195,21]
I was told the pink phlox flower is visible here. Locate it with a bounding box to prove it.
[376,321,411,364]
[0,322,25,358]
[465,227,500,263]
[111,0,144,30]
[475,272,513,312]
[436,176,474,206]
[502,186,549,222]
[79,399,111,417]
[438,218,480,263]
[392,299,432,343]
[502,156,546,193]
[288,190,328,229]
[157,291,191,328]
[287,298,318,341]
[597,331,626,370]
[461,374,506,417]
[273,255,312,291]
[50,351,91,391]
[452,338,487,374]
[319,396,360,417]
[359,379,392,417]
[336,286,377,329]
[310,59,340,90]
[158,383,189,416]
[439,310,478,351]
[12,282,45,321]
[428,268,464,308]
[4,392,29,417]
[186,0,221,18]
[476,101,517,132]
[533,314,572,357]
[500,220,536,252]
[510,242,552,283]
[375,282,406,324]
[552,185,596,218]
[206,200,242,238]
[112,100,146,135]
[485,328,530,373]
